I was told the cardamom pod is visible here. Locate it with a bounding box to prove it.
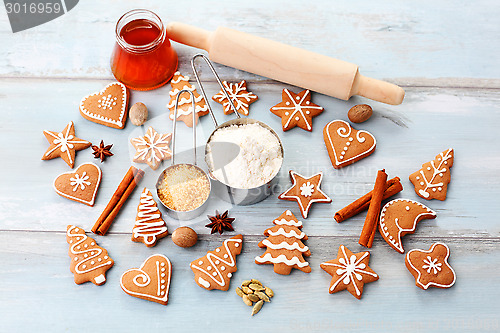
[235,287,245,298]
[249,283,265,291]
[265,286,274,298]
[242,286,253,294]
[241,280,252,287]
[254,291,270,302]
[250,278,262,285]
[251,300,264,316]
[247,294,260,302]
[242,295,253,306]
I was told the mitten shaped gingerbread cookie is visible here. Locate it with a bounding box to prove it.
[190,234,243,291]
[66,225,114,285]
[409,148,454,201]
[131,188,168,247]
[255,210,311,275]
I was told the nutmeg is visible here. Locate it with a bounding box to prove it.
[129,102,148,126]
[348,104,373,123]
[172,226,198,248]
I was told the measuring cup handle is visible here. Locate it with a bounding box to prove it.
[190,53,241,130]
[171,89,198,166]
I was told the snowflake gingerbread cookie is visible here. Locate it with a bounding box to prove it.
[409,148,454,201]
[42,121,92,168]
[166,71,209,127]
[130,126,172,170]
[270,89,324,131]
[405,242,456,290]
[278,170,332,218]
[212,80,258,116]
[121,254,172,305]
[66,225,114,285]
[255,210,311,275]
[53,162,102,206]
[320,244,379,299]
[131,188,168,247]
[190,234,243,291]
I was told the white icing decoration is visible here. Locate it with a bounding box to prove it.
[79,83,127,127]
[67,225,113,275]
[416,149,453,198]
[273,218,302,227]
[267,227,306,239]
[191,238,242,287]
[422,256,442,274]
[132,188,168,246]
[261,239,309,252]
[299,181,315,197]
[270,89,323,130]
[212,81,258,116]
[70,171,91,192]
[130,127,172,169]
[255,253,309,267]
[321,245,377,296]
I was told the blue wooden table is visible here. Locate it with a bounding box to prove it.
[1,1,499,332]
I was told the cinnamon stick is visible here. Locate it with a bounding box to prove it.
[359,169,387,248]
[91,166,145,235]
[334,177,402,223]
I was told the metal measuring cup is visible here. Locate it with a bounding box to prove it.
[156,88,211,220]
[191,54,284,205]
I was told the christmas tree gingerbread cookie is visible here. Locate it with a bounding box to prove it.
[255,210,311,275]
[320,245,378,299]
[166,71,209,127]
[66,225,114,285]
[278,171,332,218]
[131,188,168,247]
[190,234,243,291]
[409,148,454,201]
[212,80,258,116]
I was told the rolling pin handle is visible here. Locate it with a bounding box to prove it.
[351,72,405,105]
[166,22,212,51]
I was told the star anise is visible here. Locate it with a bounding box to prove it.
[205,210,235,234]
[91,140,113,162]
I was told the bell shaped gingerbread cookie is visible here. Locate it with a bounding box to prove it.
[190,235,243,291]
[379,199,436,253]
[405,242,456,290]
[409,148,454,201]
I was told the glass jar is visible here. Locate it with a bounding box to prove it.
[110,9,178,91]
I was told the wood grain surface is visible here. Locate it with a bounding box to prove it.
[1,1,499,332]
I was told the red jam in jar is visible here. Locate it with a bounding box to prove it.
[111,9,178,91]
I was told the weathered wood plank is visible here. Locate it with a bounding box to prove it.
[1,0,499,81]
[0,231,498,332]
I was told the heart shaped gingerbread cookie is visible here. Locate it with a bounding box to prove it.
[323,120,376,169]
[79,82,129,129]
[53,163,102,206]
[120,254,172,305]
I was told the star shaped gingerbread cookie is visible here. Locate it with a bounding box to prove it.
[212,80,258,116]
[130,126,172,170]
[320,245,379,299]
[42,121,92,168]
[278,171,331,218]
[270,89,324,131]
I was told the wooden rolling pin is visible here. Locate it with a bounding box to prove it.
[166,22,404,105]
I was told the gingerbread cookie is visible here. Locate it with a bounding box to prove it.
[278,171,332,218]
[255,210,311,275]
[409,148,454,201]
[212,80,258,116]
[323,120,376,169]
[130,126,172,170]
[320,245,379,299]
[405,242,456,290]
[379,199,436,253]
[53,162,102,206]
[121,254,172,305]
[132,188,168,247]
[66,225,114,285]
[42,121,91,168]
[79,82,129,129]
[270,89,324,131]
[166,71,209,127]
[190,234,243,291]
